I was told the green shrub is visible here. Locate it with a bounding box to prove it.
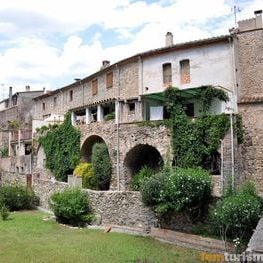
[104,113,115,121]
[91,143,112,190]
[167,168,212,214]
[211,183,262,240]
[74,163,96,189]
[0,186,39,211]
[131,166,154,191]
[49,188,91,226]
[0,146,8,158]
[141,167,212,220]
[0,205,10,221]
[141,172,168,207]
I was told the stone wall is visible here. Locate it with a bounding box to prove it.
[33,59,140,121]
[237,29,263,100]
[32,177,157,230]
[79,121,171,190]
[236,25,263,193]
[0,171,27,186]
[0,156,31,174]
[238,103,263,193]
[33,178,69,209]
[84,189,157,230]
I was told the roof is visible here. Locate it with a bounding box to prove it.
[0,90,44,103]
[34,34,231,101]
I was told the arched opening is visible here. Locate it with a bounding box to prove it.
[124,144,163,181]
[81,135,105,162]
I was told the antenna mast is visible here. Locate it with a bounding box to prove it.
[232,5,241,27]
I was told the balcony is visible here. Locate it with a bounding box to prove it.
[11,130,32,142]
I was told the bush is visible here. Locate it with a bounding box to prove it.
[91,143,112,190]
[211,182,262,240]
[49,188,91,226]
[141,172,168,206]
[0,186,39,211]
[0,146,8,158]
[167,168,212,214]
[131,166,154,191]
[141,167,212,220]
[0,205,10,221]
[104,113,115,121]
[74,163,96,189]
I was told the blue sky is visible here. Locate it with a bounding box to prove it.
[0,0,262,99]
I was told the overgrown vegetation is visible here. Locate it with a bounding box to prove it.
[164,86,230,171]
[0,205,10,221]
[211,182,262,242]
[39,112,81,181]
[49,188,92,226]
[235,114,245,144]
[0,185,39,211]
[131,166,155,191]
[74,163,96,189]
[0,146,9,158]
[104,112,115,121]
[141,167,212,222]
[91,143,112,190]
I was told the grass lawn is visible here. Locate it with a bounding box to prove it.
[0,210,201,263]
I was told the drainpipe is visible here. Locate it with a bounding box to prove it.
[228,35,238,191]
[230,110,235,191]
[116,64,120,191]
[220,139,224,191]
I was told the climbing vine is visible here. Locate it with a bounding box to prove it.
[164,86,230,171]
[39,112,81,181]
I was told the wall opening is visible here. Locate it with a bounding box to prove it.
[81,135,105,162]
[124,144,163,185]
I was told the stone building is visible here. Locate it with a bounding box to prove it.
[0,86,45,175]
[232,10,263,193]
[32,32,237,192]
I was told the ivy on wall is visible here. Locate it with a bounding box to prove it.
[39,112,81,181]
[164,86,231,171]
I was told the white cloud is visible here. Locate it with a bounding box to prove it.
[0,0,261,97]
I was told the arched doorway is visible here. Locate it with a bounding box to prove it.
[81,135,105,162]
[124,144,163,186]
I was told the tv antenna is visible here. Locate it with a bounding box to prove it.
[232,5,241,27]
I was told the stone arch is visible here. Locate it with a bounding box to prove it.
[123,144,163,187]
[81,135,106,162]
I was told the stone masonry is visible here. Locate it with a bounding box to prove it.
[236,16,263,193]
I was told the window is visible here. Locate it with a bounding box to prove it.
[106,72,113,88]
[128,102,135,112]
[53,97,57,107]
[180,59,190,84]
[69,90,73,101]
[42,103,46,111]
[184,103,194,117]
[162,63,172,85]
[12,95,17,106]
[92,79,98,95]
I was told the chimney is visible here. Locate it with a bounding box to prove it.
[255,10,263,28]
[237,10,263,32]
[165,32,174,47]
[25,85,30,91]
[9,86,12,106]
[43,87,46,94]
[101,60,110,70]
